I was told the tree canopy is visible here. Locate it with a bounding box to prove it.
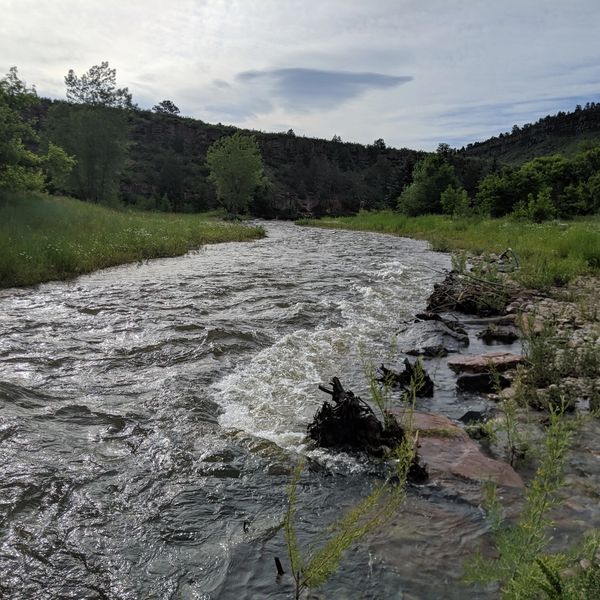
[45,62,130,203]
[397,154,459,215]
[206,133,265,215]
[153,100,180,115]
[65,61,133,108]
[0,67,74,193]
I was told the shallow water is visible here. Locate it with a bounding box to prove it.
[0,222,597,599]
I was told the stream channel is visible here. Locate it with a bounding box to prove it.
[1,222,599,599]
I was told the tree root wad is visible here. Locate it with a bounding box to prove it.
[307,377,428,483]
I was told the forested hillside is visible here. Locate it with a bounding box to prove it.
[10,60,598,220]
[30,98,493,219]
[462,101,600,165]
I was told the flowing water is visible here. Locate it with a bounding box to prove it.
[1,222,598,600]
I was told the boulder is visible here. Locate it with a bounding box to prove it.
[447,352,524,374]
[392,410,523,488]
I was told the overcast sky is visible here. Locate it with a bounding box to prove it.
[2,0,599,150]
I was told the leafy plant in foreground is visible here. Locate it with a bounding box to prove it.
[463,405,599,599]
[284,435,415,599]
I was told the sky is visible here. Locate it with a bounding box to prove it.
[2,0,600,150]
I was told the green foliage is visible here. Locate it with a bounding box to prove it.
[476,168,531,217]
[451,250,468,274]
[527,187,557,223]
[43,142,77,190]
[152,99,180,115]
[0,192,264,288]
[397,154,459,215]
[0,68,74,193]
[284,435,415,598]
[45,103,128,203]
[440,184,470,217]
[464,406,577,599]
[206,132,265,216]
[64,61,133,108]
[476,147,600,219]
[42,63,133,203]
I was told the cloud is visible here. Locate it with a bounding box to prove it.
[236,68,413,111]
[1,1,600,149]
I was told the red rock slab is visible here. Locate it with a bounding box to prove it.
[447,352,524,374]
[391,410,523,488]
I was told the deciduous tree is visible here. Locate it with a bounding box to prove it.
[397,154,459,215]
[206,133,265,216]
[0,67,74,193]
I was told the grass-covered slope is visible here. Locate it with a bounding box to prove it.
[0,193,264,288]
[298,212,600,290]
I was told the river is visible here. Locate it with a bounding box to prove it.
[1,222,598,599]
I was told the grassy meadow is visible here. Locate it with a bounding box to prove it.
[0,193,265,288]
[298,212,600,290]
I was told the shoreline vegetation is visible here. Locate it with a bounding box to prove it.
[0,193,265,288]
[297,211,600,291]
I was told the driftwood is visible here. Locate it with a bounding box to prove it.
[308,377,384,450]
[307,378,428,483]
[378,359,434,398]
[426,272,511,316]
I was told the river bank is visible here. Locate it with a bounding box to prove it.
[0,192,265,288]
[297,216,600,595]
[297,211,600,291]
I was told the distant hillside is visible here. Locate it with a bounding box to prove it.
[33,99,494,218]
[32,99,427,218]
[461,101,600,165]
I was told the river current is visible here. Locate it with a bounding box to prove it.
[3,222,596,599]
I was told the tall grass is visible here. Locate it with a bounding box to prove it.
[297,212,600,290]
[0,192,265,288]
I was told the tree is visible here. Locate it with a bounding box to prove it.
[46,103,128,203]
[45,62,131,203]
[440,184,470,217]
[206,132,265,215]
[0,67,74,193]
[65,61,133,108]
[397,154,459,215]
[153,100,180,115]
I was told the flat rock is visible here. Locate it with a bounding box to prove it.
[477,326,519,345]
[400,319,469,357]
[447,352,524,374]
[457,372,511,393]
[392,410,523,488]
